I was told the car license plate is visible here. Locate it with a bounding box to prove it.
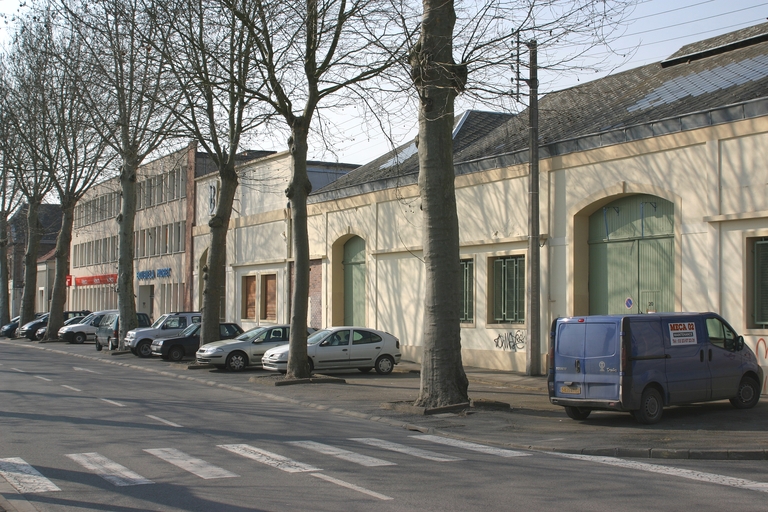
[560,385,581,395]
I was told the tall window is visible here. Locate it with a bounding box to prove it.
[460,259,474,323]
[754,239,768,326]
[242,275,256,319]
[491,255,525,323]
[261,274,277,321]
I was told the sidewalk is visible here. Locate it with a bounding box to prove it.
[227,357,768,460]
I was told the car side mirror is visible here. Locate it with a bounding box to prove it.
[736,336,745,351]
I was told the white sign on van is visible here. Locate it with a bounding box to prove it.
[668,322,697,346]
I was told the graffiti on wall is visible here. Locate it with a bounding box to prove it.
[494,330,526,351]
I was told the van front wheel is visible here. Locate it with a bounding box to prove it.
[564,406,591,420]
[730,376,760,409]
[634,388,663,424]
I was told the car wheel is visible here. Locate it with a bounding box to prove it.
[374,355,395,375]
[634,387,663,424]
[564,406,591,420]
[730,376,761,409]
[95,340,102,351]
[109,338,119,351]
[308,358,314,373]
[226,351,248,371]
[137,340,152,358]
[168,345,185,362]
[74,333,86,344]
[358,367,373,373]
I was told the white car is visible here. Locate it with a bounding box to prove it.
[261,326,401,375]
[196,324,314,371]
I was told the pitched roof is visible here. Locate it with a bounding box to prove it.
[313,23,768,201]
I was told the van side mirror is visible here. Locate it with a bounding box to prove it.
[737,336,745,351]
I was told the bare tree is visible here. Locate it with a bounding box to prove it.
[17,10,115,340]
[224,0,408,378]
[152,0,268,345]
[1,18,57,328]
[56,0,181,347]
[410,0,635,408]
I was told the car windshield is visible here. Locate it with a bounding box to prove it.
[307,329,332,345]
[179,324,200,337]
[78,313,95,325]
[235,326,269,342]
[150,314,169,329]
[64,316,85,325]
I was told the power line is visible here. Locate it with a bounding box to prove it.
[624,2,768,37]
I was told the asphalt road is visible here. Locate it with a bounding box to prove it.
[2,340,768,511]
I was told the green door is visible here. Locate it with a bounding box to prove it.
[343,236,366,326]
[588,195,674,315]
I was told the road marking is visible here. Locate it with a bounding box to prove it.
[0,458,61,493]
[555,453,768,493]
[311,473,393,500]
[218,444,320,473]
[99,398,125,407]
[73,367,101,374]
[65,453,153,486]
[350,438,463,462]
[144,448,239,480]
[10,368,25,373]
[146,415,183,428]
[34,376,52,382]
[287,441,395,467]
[61,385,82,392]
[410,435,531,457]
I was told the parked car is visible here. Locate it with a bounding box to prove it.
[18,310,91,341]
[95,312,152,351]
[36,315,86,340]
[151,322,243,361]
[261,326,401,375]
[548,313,764,424]
[125,312,201,358]
[196,325,316,371]
[59,310,113,344]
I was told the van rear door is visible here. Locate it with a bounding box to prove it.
[553,317,621,401]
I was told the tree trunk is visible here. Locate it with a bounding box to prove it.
[44,203,74,341]
[117,159,139,349]
[0,214,10,327]
[19,200,43,326]
[286,122,312,379]
[412,0,468,408]
[200,161,238,345]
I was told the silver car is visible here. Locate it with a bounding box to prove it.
[261,326,401,375]
[196,324,314,371]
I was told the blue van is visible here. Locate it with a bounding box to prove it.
[548,313,764,424]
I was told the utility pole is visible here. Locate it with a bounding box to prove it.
[526,40,541,376]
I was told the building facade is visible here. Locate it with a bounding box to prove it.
[208,24,768,391]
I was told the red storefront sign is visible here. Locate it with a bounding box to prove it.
[73,274,118,286]
[66,275,72,286]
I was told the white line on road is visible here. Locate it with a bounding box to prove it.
[146,415,183,428]
[410,435,532,458]
[61,385,82,392]
[311,473,393,501]
[0,458,61,493]
[287,441,395,467]
[218,444,320,473]
[554,453,768,493]
[350,438,463,462]
[99,398,125,407]
[10,368,25,373]
[144,448,239,480]
[65,453,153,487]
[34,376,52,382]
[73,367,101,374]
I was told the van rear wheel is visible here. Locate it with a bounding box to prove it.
[730,376,760,409]
[634,387,663,424]
[564,406,591,420]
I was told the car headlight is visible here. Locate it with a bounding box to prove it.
[200,348,223,355]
